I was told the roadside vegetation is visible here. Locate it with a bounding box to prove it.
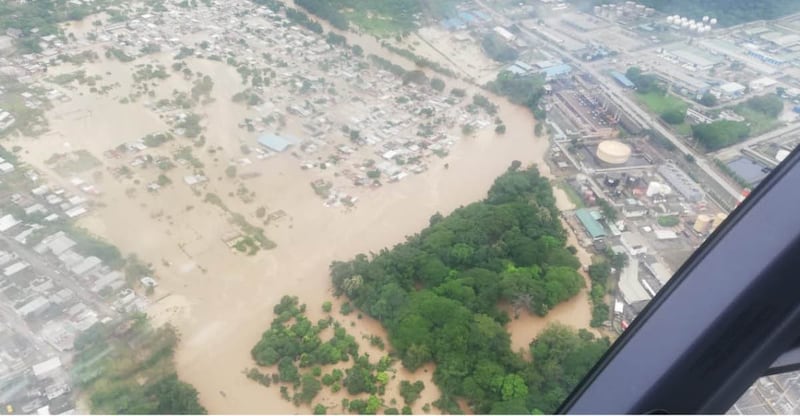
[692,95,783,151]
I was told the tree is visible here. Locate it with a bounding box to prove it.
[699,92,718,107]
[596,198,617,222]
[225,165,237,178]
[692,120,750,150]
[430,77,445,92]
[313,404,326,414]
[296,374,322,404]
[492,374,528,401]
[660,108,686,124]
[312,164,595,414]
[743,94,784,118]
[365,395,381,414]
[144,374,208,414]
[486,71,545,116]
[399,380,425,404]
[322,301,332,313]
[495,124,507,134]
[482,33,519,62]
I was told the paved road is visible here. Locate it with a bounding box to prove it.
[0,233,117,319]
[473,0,745,204]
[713,122,800,160]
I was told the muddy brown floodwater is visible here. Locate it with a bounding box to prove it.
[19,16,600,414]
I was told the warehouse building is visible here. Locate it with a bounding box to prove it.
[575,208,607,241]
[657,163,704,202]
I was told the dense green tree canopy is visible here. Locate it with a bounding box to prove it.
[330,164,609,413]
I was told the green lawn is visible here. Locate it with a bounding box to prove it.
[344,10,414,36]
[733,106,781,136]
[636,90,688,114]
[557,181,585,209]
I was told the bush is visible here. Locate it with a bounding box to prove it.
[322,301,332,313]
[430,78,445,92]
[692,120,750,150]
[657,216,680,227]
[660,108,686,124]
[341,302,353,315]
[482,33,518,62]
[399,381,425,405]
[226,165,237,178]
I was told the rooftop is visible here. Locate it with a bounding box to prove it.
[575,208,607,240]
[257,133,295,152]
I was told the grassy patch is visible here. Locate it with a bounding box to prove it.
[344,9,412,36]
[556,181,585,209]
[733,106,781,136]
[636,91,688,115]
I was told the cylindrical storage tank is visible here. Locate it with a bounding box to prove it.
[689,19,696,25]
[710,18,718,25]
[712,213,727,229]
[702,15,710,22]
[681,21,690,27]
[596,140,632,165]
[681,17,689,24]
[694,214,712,233]
[666,16,674,23]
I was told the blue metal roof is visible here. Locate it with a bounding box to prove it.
[610,71,635,88]
[540,63,572,79]
[257,133,294,152]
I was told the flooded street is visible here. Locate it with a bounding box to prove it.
[16,14,597,414]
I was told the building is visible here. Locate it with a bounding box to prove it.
[719,82,746,98]
[540,63,573,81]
[618,257,651,304]
[657,163,704,202]
[749,77,777,91]
[32,357,62,379]
[493,26,516,42]
[610,71,635,88]
[575,208,607,241]
[257,133,295,152]
[34,232,77,256]
[621,231,648,256]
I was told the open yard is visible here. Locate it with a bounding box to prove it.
[734,105,782,136]
[636,91,688,114]
[636,91,692,136]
